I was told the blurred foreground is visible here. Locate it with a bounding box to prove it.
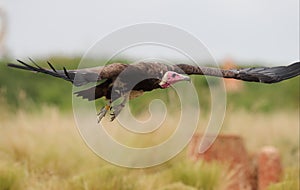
[0,107,298,190]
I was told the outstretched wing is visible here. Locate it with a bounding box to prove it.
[176,62,300,83]
[7,59,127,86]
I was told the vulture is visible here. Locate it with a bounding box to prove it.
[8,59,300,122]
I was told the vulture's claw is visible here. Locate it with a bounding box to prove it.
[110,104,125,121]
[97,105,110,123]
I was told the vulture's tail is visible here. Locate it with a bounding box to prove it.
[235,62,300,83]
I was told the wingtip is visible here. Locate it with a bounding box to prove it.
[16,59,31,67]
[16,59,24,64]
[47,61,57,72]
[7,63,17,67]
[28,58,43,69]
[63,67,69,76]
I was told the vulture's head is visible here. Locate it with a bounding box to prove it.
[159,71,190,88]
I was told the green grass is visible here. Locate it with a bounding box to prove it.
[267,168,299,190]
[0,164,24,190]
[167,160,229,190]
[227,78,299,112]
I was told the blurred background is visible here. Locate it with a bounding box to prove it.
[0,1,299,190]
[0,0,299,63]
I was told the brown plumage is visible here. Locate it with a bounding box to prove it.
[7,59,300,121]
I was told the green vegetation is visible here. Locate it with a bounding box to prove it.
[0,165,23,190]
[0,57,78,111]
[168,160,228,190]
[68,161,227,190]
[267,168,299,190]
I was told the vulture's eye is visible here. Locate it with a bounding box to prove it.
[172,73,176,78]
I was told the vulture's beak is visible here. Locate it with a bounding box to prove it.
[181,75,191,82]
[176,73,191,83]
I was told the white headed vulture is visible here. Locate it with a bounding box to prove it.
[8,59,300,121]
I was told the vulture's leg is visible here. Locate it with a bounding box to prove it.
[110,97,128,121]
[97,100,111,123]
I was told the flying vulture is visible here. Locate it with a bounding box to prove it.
[8,59,300,121]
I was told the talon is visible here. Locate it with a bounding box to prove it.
[97,111,106,123]
[97,104,111,123]
[109,103,125,121]
[109,112,117,122]
[110,114,116,121]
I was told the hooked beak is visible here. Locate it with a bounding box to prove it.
[181,75,191,82]
[172,73,191,84]
[176,74,191,83]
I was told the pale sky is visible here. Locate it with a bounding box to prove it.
[1,0,299,65]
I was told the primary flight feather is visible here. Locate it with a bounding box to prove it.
[8,60,300,121]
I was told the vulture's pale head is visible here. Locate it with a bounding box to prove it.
[159,71,190,88]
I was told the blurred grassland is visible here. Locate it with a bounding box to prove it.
[0,107,298,190]
[0,107,232,190]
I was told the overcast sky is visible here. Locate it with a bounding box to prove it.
[1,0,299,65]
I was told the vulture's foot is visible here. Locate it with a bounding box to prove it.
[110,103,125,121]
[97,105,110,123]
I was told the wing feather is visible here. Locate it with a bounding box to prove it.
[176,62,300,83]
[8,60,300,87]
[233,62,300,83]
[7,59,127,86]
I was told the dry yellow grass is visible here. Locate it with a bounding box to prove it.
[0,107,298,189]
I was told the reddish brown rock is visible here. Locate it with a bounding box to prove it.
[188,134,254,190]
[257,146,282,190]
